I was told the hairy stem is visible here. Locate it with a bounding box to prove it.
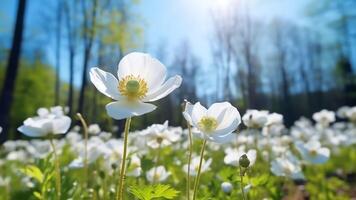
[192,139,207,200]
[116,117,132,200]
[186,124,193,200]
[49,137,61,200]
[239,166,246,200]
[76,113,89,184]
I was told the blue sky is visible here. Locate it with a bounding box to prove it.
[1,0,310,88]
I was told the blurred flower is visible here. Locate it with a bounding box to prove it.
[221,182,233,194]
[183,102,241,143]
[224,148,257,167]
[183,156,212,176]
[346,106,356,123]
[18,107,71,137]
[270,152,304,180]
[242,110,269,128]
[146,166,170,183]
[126,155,142,177]
[0,126,2,134]
[88,124,101,135]
[0,176,10,187]
[141,121,180,149]
[312,109,335,127]
[89,52,182,120]
[295,140,330,164]
[337,106,350,118]
[266,113,283,126]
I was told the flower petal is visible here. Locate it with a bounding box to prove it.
[118,52,167,91]
[89,67,122,100]
[105,101,156,120]
[143,75,182,102]
[213,107,241,136]
[52,116,71,134]
[18,125,46,137]
[182,101,194,125]
[191,102,207,127]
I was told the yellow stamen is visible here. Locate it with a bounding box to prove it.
[198,116,218,133]
[118,75,148,100]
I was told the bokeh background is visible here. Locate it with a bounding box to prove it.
[0,0,355,142]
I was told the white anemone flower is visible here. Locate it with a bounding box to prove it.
[89,52,182,120]
[270,152,304,180]
[141,121,180,149]
[146,165,171,183]
[266,113,283,126]
[312,109,335,127]
[88,124,101,135]
[224,148,257,167]
[183,102,241,143]
[221,182,233,194]
[183,156,212,176]
[295,140,330,164]
[346,106,356,123]
[242,109,269,128]
[18,107,71,137]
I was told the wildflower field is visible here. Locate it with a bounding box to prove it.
[1,0,356,199]
[0,53,356,200]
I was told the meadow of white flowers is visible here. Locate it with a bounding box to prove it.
[0,53,355,200]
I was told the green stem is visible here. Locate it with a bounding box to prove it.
[192,139,207,200]
[153,142,162,184]
[186,124,193,200]
[239,166,246,200]
[116,117,132,200]
[49,137,61,200]
[77,113,89,185]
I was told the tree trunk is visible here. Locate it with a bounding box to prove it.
[0,0,27,143]
[55,0,62,105]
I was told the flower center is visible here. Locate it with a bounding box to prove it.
[118,75,148,100]
[198,116,218,133]
[153,172,161,181]
[309,149,318,156]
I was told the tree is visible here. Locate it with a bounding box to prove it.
[0,0,27,143]
[77,0,98,114]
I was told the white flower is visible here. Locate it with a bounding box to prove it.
[224,148,257,167]
[146,166,170,183]
[0,176,10,187]
[183,102,241,143]
[183,156,212,176]
[126,155,142,177]
[141,121,180,149]
[312,109,335,127]
[0,126,2,134]
[337,106,350,118]
[18,107,71,137]
[270,152,304,180]
[242,110,269,128]
[346,106,356,123]
[88,124,101,135]
[221,182,233,193]
[295,140,330,164]
[266,113,283,126]
[89,52,182,120]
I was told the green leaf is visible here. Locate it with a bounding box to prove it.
[151,184,180,199]
[20,165,44,183]
[33,191,42,200]
[129,184,180,200]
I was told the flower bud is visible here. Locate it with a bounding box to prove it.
[239,154,250,168]
[221,182,233,194]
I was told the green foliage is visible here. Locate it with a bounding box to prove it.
[129,184,180,200]
[20,165,44,184]
[0,59,57,137]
